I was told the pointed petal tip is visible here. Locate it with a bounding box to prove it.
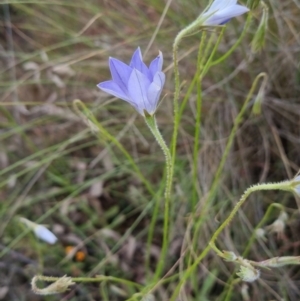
[132,47,143,58]
[235,4,250,12]
[97,82,106,89]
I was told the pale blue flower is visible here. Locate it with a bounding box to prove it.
[201,0,249,26]
[20,217,58,245]
[98,47,165,116]
[34,224,58,244]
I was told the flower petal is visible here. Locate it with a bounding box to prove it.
[130,47,151,80]
[97,80,131,102]
[147,72,165,114]
[127,68,151,115]
[149,51,163,79]
[209,0,237,12]
[109,57,132,93]
[34,225,57,244]
[204,4,249,25]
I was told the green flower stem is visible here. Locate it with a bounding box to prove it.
[191,88,202,205]
[171,33,182,178]
[145,180,164,279]
[124,274,181,301]
[173,27,225,221]
[209,182,291,254]
[220,202,285,299]
[210,14,252,67]
[191,72,267,252]
[171,21,207,187]
[191,33,206,210]
[145,115,172,280]
[170,180,292,301]
[242,203,285,257]
[200,27,226,78]
[200,32,216,67]
[223,279,242,301]
[33,274,142,289]
[191,28,226,210]
[171,23,225,210]
[176,33,215,134]
[73,99,155,196]
[186,30,226,273]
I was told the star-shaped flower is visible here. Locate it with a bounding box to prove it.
[98,47,165,116]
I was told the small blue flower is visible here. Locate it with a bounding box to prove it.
[201,0,249,26]
[98,47,165,116]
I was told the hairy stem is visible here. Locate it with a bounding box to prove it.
[145,115,172,280]
[170,180,292,301]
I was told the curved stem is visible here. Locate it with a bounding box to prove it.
[191,72,268,251]
[210,14,252,66]
[209,181,291,245]
[242,203,284,257]
[170,180,292,301]
[73,99,155,196]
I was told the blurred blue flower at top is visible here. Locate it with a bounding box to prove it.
[201,0,249,26]
[98,47,165,116]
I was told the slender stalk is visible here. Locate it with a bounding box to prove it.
[171,22,206,188]
[220,202,285,299]
[170,34,181,177]
[170,180,293,301]
[185,29,226,273]
[172,28,224,217]
[176,33,216,134]
[210,181,291,245]
[145,181,164,279]
[223,279,241,301]
[242,203,284,257]
[191,33,206,210]
[191,28,226,210]
[32,274,143,289]
[200,27,225,78]
[191,72,267,251]
[73,99,155,196]
[145,115,172,280]
[210,14,252,66]
[171,29,226,230]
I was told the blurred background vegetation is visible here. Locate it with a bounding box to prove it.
[0,0,300,300]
